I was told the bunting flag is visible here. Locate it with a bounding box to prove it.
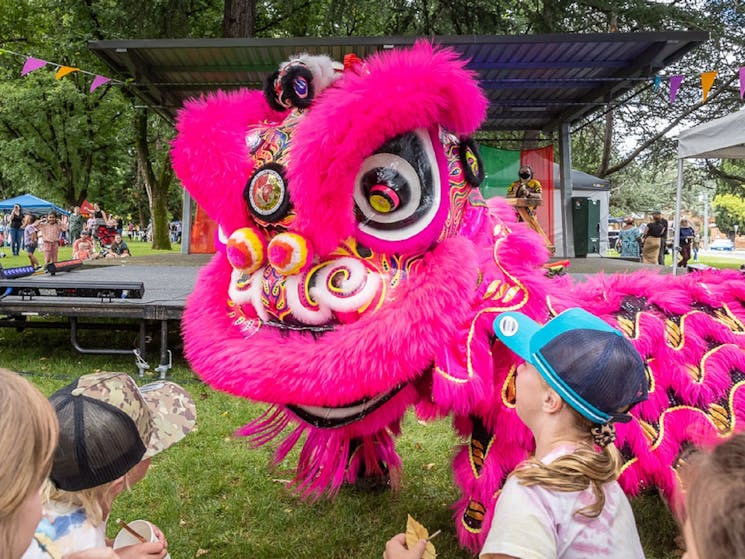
[0,47,122,92]
[55,65,79,80]
[740,67,745,100]
[21,57,48,76]
[653,75,662,92]
[701,70,718,103]
[669,75,684,105]
[89,75,111,93]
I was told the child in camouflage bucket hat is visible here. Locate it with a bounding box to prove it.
[22,372,196,559]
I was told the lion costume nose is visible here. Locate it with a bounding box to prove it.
[226,227,266,274]
[268,232,314,275]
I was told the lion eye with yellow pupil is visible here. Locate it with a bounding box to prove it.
[353,129,440,245]
[368,184,400,213]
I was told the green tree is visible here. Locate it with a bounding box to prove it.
[0,60,129,208]
[712,193,745,236]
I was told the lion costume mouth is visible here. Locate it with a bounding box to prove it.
[287,383,406,428]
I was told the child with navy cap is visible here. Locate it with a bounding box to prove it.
[480,307,648,559]
[22,372,196,559]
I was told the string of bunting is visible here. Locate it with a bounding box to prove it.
[655,66,745,105]
[1,46,742,105]
[0,47,124,92]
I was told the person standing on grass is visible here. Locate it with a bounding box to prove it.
[656,211,669,265]
[642,211,666,265]
[9,203,24,256]
[36,212,68,266]
[22,372,196,559]
[616,217,641,260]
[677,219,695,269]
[68,206,84,245]
[22,214,41,269]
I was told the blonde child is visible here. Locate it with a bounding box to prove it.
[681,432,745,559]
[0,369,58,559]
[384,308,649,559]
[22,372,196,559]
[23,214,41,269]
[480,308,648,558]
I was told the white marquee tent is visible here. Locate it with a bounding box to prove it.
[674,109,745,274]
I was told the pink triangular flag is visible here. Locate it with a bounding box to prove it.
[701,71,717,103]
[89,75,111,93]
[21,57,48,76]
[669,75,684,105]
[739,67,745,100]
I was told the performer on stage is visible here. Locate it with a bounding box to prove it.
[506,165,542,217]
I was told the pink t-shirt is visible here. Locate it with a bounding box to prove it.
[480,447,645,559]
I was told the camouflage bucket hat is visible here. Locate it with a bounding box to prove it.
[49,372,196,491]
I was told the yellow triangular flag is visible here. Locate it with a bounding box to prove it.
[55,66,79,80]
[701,70,717,103]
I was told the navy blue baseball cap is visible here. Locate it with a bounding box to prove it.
[493,308,648,424]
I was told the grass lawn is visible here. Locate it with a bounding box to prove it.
[607,248,744,270]
[0,237,180,269]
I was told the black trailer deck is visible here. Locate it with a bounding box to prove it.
[0,262,202,377]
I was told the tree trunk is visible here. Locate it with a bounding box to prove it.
[598,107,613,177]
[223,0,256,37]
[133,107,172,250]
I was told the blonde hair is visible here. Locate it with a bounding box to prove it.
[512,407,623,518]
[41,480,118,526]
[0,369,58,556]
[685,433,745,559]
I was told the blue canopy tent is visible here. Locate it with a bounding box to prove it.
[0,194,69,216]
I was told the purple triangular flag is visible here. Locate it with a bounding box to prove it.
[21,57,48,76]
[669,75,684,105]
[89,75,111,93]
[740,67,745,100]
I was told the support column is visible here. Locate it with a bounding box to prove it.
[180,190,193,254]
[673,158,683,275]
[558,122,574,257]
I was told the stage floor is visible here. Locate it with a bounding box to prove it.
[0,252,673,374]
[0,259,206,375]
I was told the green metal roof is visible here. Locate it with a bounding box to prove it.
[89,32,708,132]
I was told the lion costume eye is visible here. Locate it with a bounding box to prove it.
[353,129,440,244]
[245,163,291,223]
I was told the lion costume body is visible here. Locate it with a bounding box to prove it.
[172,43,745,552]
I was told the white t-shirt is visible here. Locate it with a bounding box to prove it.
[22,500,107,559]
[480,447,645,559]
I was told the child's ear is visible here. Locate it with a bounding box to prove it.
[108,475,129,498]
[543,387,564,415]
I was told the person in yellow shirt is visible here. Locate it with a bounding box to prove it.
[507,165,542,217]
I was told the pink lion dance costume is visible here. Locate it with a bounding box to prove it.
[172,43,745,552]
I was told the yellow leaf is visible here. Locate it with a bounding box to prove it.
[422,463,435,471]
[195,549,209,557]
[405,515,437,559]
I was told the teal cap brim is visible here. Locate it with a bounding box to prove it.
[493,312,542,361]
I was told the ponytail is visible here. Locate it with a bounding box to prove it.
[512,411,622,518]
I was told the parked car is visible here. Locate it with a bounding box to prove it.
[709,238,735,251]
